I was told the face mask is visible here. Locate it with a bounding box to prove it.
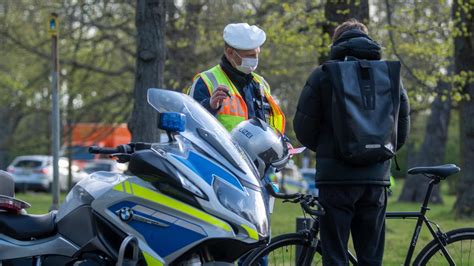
[233,51,258,74]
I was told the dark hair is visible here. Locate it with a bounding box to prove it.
[332,19,369,42]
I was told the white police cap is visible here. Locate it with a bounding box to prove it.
[223,23,266,50]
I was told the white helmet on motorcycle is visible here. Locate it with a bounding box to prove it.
[231,118,290,177]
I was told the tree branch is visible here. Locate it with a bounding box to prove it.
[3,31,134,76]
[384,0,434,91]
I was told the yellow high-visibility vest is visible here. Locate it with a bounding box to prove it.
[189,64,286,133]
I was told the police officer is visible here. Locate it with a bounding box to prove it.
[189,23,287,266]
[189,23,285,134]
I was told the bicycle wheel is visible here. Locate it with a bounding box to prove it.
[242,232,323,266]
[414,228,474,265]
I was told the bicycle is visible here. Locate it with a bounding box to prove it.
[243,164,474,265]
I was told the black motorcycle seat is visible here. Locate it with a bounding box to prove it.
[0,211,57,240]
[408,164,460,178]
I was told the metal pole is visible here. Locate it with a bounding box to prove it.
[49,13,60,210]
[67,118,73,190]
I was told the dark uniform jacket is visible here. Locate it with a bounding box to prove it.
[293,30,410,185]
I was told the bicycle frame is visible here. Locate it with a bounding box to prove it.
[270,174,458,266]
[385,177,455,266]
[302,218,359,265]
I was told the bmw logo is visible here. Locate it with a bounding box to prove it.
[117,207,133,222]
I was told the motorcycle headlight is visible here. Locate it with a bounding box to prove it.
[213,177,269,238]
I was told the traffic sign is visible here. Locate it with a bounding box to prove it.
[48,14,58,36]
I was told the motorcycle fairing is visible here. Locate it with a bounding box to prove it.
[56,171,127,222]
[171,151,244,191]
[88,177,241,263]
[165,153,264,242]
[111,180,232,233]
[75,172,260,263]
[109,201,207,258]
[143,251,164,265]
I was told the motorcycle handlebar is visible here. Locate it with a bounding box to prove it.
[89,144,132,155]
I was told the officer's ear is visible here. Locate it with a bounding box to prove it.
[224,43,234,57]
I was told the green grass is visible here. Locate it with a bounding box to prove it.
[15,180,473,265]
[16,192,66,214]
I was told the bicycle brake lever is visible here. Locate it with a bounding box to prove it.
[283,198,300,204]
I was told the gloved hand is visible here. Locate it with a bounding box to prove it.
[209,85,230,110]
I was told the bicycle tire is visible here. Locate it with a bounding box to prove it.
[413,227,474,265]
[242,232,323,266]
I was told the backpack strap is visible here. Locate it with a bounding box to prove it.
[358,60,375,110]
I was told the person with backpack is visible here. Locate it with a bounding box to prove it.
[293,19,410,265]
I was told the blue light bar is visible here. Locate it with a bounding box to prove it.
[159,112,186,132]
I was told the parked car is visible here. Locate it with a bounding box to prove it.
[7,155,86,192]
[83,159,126,174]
[274,160,309,194]
[300,167,318,196]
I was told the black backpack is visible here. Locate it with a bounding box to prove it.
[323,57,401,166]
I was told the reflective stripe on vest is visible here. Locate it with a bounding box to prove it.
[192,65,285,133]
[253,74,286,134]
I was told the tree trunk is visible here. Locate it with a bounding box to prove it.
[398,87,451,203]
[0,109,22,169]
[0,117,9,169]
[165,1,202,90]
[454,0,474,218]
[320,0,369,62]
[129,0,166,142]
[0,147,7,170]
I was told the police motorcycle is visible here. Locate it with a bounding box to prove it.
[0,88,291,265]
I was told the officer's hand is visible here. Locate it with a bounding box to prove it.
[286,141,294,151]
[286,141,295,158]
[209,85,230,110]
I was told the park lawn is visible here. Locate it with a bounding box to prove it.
[16,179,473,265]
[16,192,67,214]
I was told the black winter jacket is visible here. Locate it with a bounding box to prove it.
[293,30,410,185]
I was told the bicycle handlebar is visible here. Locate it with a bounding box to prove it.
[301,198,325,216]
[264,183,325,216]
[264,183,301,199]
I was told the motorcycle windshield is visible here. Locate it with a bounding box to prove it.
[147,89,269,237]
